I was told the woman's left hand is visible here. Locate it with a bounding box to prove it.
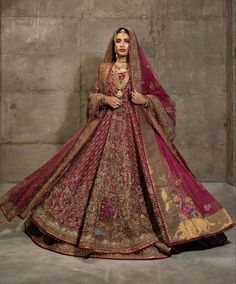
[131,89,146,105]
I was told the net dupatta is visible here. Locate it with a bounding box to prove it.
[103,26,176,126]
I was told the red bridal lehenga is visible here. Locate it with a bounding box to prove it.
[0,27,235,260]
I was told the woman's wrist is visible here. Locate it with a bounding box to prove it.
[143,98,149,108]
[100,95,107,105]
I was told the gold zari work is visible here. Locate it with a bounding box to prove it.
[0,26,234,260]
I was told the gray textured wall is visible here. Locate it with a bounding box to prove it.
[0,0,235,183]
[226,0,236,185]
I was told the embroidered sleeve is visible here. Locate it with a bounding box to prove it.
[86,65,106,122]
[144,94,176,142]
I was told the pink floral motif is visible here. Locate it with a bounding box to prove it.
[173,194,181,204]
[99,199,116,221]
[204,204,212,211]
[173,193,202,219]
[174,179,182,187]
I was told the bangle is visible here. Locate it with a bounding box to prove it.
[100,95,106,105]
[143,98,149,108]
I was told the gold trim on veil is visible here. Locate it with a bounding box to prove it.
[103,26,142,94]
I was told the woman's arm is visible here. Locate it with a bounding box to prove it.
[86,65,106,122]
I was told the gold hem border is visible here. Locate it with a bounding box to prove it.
[24,224,169,260]
[27,214,164,254]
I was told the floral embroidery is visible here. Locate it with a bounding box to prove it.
[173,193,202,220]
[99,199,116,221]
[0,27,234,260]
[204,204,212,211]
[174,178,182,187]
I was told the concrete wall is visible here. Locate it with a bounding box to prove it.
[226,0,236,185]
[0,0,235,183]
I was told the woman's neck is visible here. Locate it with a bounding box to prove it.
[116,56,127,63]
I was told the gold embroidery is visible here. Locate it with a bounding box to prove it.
[173,208,233,242]
[1,27,235,260]
[145,94,176,142]
[139,110,235,244]
[24,218,169,260]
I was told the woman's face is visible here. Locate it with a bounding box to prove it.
[114,32,130,57]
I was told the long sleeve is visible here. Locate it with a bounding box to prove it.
[142,94,176,142]
[86,65,106,123]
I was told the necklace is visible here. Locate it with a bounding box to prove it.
[113,64,129,98]
[114,62,128,72]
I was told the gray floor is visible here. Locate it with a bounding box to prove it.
[0,182,235,284]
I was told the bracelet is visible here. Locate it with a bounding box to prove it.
[100,95,106,105]
[143,98,149,108]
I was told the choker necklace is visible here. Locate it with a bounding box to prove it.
[114,62,128,72]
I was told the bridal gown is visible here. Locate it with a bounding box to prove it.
[0,62,235,260]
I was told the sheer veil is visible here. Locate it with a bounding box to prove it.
[0,26,235,246]
[103,26,176,125]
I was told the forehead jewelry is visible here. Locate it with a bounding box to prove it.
[114,28,128,41]
[119,28,126,33]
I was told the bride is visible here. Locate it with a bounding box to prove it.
[0,26,235,260]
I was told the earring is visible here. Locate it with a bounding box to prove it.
[114,47,118,59]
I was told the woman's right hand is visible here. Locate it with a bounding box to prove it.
[104,96,123,109]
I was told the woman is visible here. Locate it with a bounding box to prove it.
[0,27,235,260]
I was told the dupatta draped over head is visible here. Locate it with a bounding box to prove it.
[103,26,176,124]
[1,26,234,251]
[86,26,177,144]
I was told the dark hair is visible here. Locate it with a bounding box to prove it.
[112,27,130,62]
[115,27,130,36]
